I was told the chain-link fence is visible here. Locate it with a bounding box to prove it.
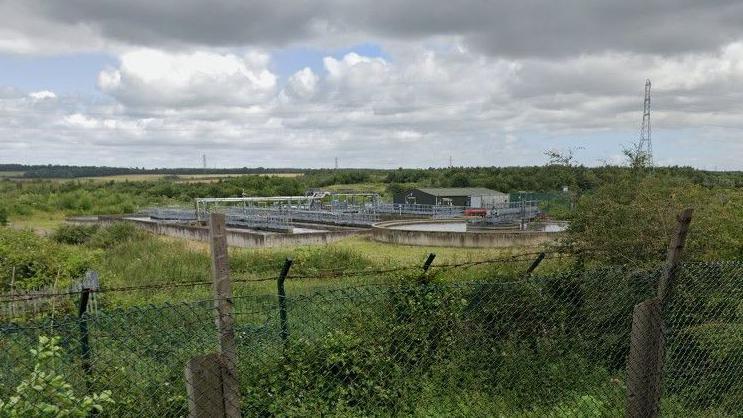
[0,261,740,416]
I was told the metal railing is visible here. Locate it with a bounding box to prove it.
[374,203,466,218]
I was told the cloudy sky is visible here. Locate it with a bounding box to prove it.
[2,1,743,169]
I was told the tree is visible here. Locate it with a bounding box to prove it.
[544,148,577,167]
[622,144,652,170]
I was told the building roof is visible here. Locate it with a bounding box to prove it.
[415,187,506,197]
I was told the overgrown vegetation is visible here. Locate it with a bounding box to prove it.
[2,263,737,416]
[0,336,114,417]
[0,228,96,291]
[0,162,741,415]
[561,174,743,263]
[2,165,741,221]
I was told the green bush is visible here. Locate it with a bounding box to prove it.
[563,175,743,263]
[0,228,96,290]
[0,336,113,417]
[50,224,99,245]
[88,222,146,249]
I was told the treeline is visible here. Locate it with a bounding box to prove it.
[384,165,743,192]
[1,164,742,220]
[0,164,305,178]
[3,163,742,191]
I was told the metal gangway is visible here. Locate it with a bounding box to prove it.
[195,196,322,222]
[374,203,465,218]
[222,206,293,232]
[217,205,379,228]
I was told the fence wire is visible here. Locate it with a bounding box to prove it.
[0,261,740,416]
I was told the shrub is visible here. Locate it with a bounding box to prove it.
[88,223,145,249]
[562,175,743,263]
[0,336,114,417]
[50,224,99,245]
[0,228,96,290]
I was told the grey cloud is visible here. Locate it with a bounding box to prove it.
[37,0,322,48]
[21,0,743,57]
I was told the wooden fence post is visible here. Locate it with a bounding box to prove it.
[209,213,241,418]
[625,208,693,418]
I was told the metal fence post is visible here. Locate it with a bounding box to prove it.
[10,266,15,317]
[209,213,241,418]
[422,253,436,272]
[78,286,92,382]
[277,258,293,349]
[625,208,693,418]
[524,252,546,278]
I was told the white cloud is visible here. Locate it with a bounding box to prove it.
[97,49,277,108]
[29,90,57,100]
[281,67,319,100]
[3,43,743,169]
[63,113,99,128]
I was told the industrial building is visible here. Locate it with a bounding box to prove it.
[394,187,508,208]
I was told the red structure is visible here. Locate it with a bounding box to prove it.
[464,208,487,217]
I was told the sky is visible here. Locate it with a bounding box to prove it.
[1,1,743,169]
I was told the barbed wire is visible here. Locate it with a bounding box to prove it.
[0,249,592,304]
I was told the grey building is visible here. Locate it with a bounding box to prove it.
[394,187,508,208]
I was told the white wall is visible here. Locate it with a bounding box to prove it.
[479,194,509,207]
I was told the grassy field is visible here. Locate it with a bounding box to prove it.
[8,212,67,235]
[84,231,541,306]
[2,220,558,307]
[0,171,24,178]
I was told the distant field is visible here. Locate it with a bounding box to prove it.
[325,182,387,194]
[0,171,24,178]
[17,172,304,183]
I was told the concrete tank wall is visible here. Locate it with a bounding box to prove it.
[372,220,560,248]
[82,216,367,248]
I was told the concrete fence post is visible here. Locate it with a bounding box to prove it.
[625,298,664,418]
[209,213,241,418]
[624,208,693,418]
[185,353,225,418]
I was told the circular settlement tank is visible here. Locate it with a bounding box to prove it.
[372,219,566,248]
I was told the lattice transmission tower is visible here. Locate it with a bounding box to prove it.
[637,79,653,166]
